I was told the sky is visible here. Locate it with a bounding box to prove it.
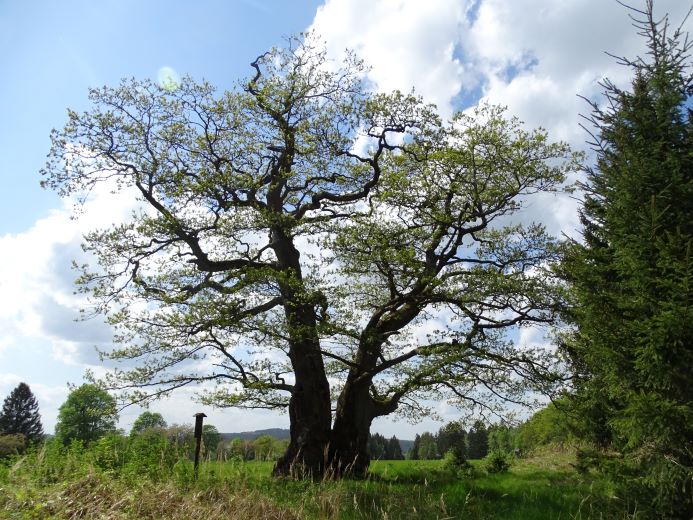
[1,0,690,439]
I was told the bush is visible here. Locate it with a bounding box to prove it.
[484,450,511,474]
[443,447,466,469]
[0,434,26,458]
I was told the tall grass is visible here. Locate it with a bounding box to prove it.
[0,438,638,519]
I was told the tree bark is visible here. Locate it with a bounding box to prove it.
[270,227,332,478]
[327,375,374,478]
[326,335,385,478]
[272,349,331,478]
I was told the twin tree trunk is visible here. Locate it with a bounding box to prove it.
[273,373,376,479]
[271,293,384,479]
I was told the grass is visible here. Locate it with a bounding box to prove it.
[0,444,636,519]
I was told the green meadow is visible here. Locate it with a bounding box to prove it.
[0,442,634,519]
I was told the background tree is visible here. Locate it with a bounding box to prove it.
[387,435,404,460]
[467,420,488,459]
[55,384,118,445]
[367,432,387,460]
[130,411,167,435]
[253,434,278,461]
[437,421,467,460]
[560,3,692,516]
[0,382,43,445]
[408,434,421,460]
[202,424,221,458]
[367,433,403,460]
[43,35,580,478]
[228,437,255,461]
[0,434,26,458]
[417,432,439,460]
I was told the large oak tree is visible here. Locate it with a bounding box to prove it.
[43,36,580,478]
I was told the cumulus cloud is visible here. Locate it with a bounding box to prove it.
[0,187,136,358]
[309,0,469,117]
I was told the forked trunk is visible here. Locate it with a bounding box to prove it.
[327,378,374,478]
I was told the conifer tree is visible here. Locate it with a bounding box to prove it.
[387,435,404,460]
[409,434,421,460]
[0,382,44,444]
[561,2,692,516]
[467,420,488,459]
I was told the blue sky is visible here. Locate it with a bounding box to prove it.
[1,0,690,438]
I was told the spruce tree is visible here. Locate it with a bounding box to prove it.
[561,2,692,516]
[387,436,404,460]
[467,420,488,459]
[0,382,44,444]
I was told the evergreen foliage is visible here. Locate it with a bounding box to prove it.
[0,434,27,458]
[55,384,119,445]
[437,421,467,461]
[560,3,693,516]
[409,434,421,460]
[467,420,489,460]
[367,433,404,460]
[202,424,221,458]
[0,382,43,444]
[417,432,439,460]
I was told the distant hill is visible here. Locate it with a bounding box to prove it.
[220,428,414,454]
[220,428,291,441]
[398,439,414,454]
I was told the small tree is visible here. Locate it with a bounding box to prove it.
[0,434,27,458]
[130,411,167,434]
[437,421,467,460]
[0,382,43,444]
[418,432,439,460]
[253,434,277,461]
[55,384,118,445]
[367,432,387,460]
[202,424,221,457]
[408,434,421,460]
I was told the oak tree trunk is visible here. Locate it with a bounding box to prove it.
[271,227,332,478]
[272,349,332,478]
[327,375,375,478]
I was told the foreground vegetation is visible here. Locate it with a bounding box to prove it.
[0,439,639,519]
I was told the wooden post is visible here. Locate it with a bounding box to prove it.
[193,412,207,478]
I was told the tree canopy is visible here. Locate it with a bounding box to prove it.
[43,35,580,477]
[55,384,118,445]
[130,411,167,435]
[0,382,43,444]
[560,2,692,516]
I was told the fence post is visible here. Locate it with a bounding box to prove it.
[193,412,207,478]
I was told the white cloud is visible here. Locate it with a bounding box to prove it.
[309,0,468,117]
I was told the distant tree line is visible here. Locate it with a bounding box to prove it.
[405,403,579,464]
[407,420,487,461]
[367,433,404,460]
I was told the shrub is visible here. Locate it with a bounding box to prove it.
[442,447,467,469]
[0,434,26,458]
[484,449,511,474]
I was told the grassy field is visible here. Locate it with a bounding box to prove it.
[0,445,635,519]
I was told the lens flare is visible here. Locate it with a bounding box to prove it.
[157,66,180,92]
